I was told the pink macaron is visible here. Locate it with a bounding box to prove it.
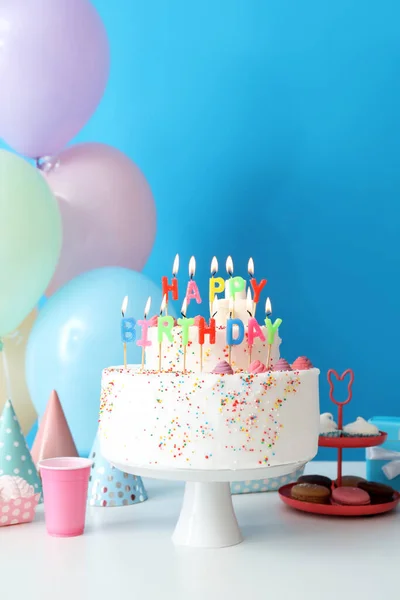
[331,486,370,506]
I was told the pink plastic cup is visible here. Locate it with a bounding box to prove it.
[39,457,93,537]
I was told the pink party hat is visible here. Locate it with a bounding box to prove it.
[31,391,78,465]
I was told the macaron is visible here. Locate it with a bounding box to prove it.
[297,474,332,490]
[335,476,366,488]
[358,481,395,504]
[291,483,331,504]
[331,486,370,506]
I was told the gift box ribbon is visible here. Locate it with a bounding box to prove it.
[366,446,400,480]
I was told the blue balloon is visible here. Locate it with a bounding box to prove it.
[26,267,176,456]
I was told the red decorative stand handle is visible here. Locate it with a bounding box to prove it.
[327,369,354,485]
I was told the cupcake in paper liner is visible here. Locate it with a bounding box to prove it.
[319,412,341,438]
[342,417,380,437]
[0,475,40,526]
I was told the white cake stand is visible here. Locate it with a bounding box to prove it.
[111,460,307,548]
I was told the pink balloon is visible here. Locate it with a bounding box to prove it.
[0,0,109,158]
[44,143,156,296]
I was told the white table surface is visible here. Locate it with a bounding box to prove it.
[1,462,397,600]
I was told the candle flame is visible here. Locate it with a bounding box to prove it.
[226,256,233,276]
[265,297,272,316]
[189,256,196,278]
[121,295,128,317]
[248,257,254,277]
[144,296,151,319]
[160,294,167,315]
[172,254,179,277]
[211,256,218,275]
[229,295,234,317]
[181,297,187,317]
[246,287,253,315]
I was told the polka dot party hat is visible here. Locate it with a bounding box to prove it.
[0,399,42,498]
[88,432,148,507]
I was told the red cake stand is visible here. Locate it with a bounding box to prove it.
[279,369,400,517]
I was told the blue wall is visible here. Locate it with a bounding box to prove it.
[5,1,400,458]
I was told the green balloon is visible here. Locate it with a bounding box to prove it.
[0,150,62,336]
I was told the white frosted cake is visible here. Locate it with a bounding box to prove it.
[99,363,319,470]
[99,257,320,472]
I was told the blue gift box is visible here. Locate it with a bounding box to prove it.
[366,417,400,492]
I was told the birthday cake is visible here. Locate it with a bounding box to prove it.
[99,257,320,472]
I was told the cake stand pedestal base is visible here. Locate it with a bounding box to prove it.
[109,460,310,548]
[173,481,241,548]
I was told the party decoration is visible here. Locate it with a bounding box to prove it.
[44,143,156,296]
[0,151,61,335]
[264,298,282,369]
[162,255,179,313]
[0,0,109,157]
[0,400,42,497]
[26,268,175,456]
[209,256,224,314]
[88,433,147,507]
[185,257,202,307]
[0,310,37,434]
[121,296,136,368]
[31,391,78,466]
[177,299,195,372]
[137,297,152,370]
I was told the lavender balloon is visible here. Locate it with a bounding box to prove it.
[0,0,109,158]
[43,143,157,296]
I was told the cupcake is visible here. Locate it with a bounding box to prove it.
[342,417,380,437]
[319,412,341,438]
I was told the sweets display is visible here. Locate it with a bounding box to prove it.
[291,483,330,504]
[320,414,380,439]
[99,256,320,472]
[289,473,396,506]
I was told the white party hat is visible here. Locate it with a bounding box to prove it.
[88,432,147,507]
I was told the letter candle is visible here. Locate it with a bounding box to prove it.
[162,254,179,314]
[157,294,174,372]
[186,256,202,308]
[198,299,217,371]
[246,288,253,365]
[120,296,136,369]
[248,257,267,316]
[177,298,194,372]
[264,297,282,370]
[137,296,151,371]
[209,256,224,316]
[227,296,234,366]
[121,296,128,368]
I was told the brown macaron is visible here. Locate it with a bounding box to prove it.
[335,476,366,488]
[358,481,395,504]
[297,474,332,489]
[291,483,331,504]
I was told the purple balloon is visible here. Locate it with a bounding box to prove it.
[43,143,157,296]
[0,0,109,158]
